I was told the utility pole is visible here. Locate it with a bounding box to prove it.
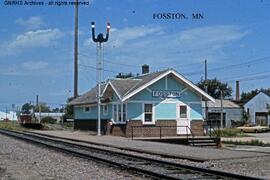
[73,0,79,98]
[36,95,41,123]
[204,60,210,135]
[220,90,224,129]
[91,21,110,136]
[5,107,8,120]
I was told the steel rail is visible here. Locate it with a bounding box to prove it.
[0,129,262,180]
[28,131,207,162]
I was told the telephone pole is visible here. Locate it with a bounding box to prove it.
[220,90,224,129]
[204,60,210,134]
[73,0,79,98]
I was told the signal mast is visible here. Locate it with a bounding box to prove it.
[91,21,110,136]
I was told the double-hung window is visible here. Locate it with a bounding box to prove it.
[113,103,127,123]
[143,104,154,124]
[179,105,187,118]
[103,105,108,115]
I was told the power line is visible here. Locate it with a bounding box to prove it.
[224,72,270,83]
[181,56,270,76]
[78,63,119,74]
[78,52,202,69]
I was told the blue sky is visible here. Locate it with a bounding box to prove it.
[0,0,269,110]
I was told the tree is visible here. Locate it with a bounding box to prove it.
[34,103,50,112]
[63,97,74,121]
[197,78,232,99]
[21,103,34,114]
[115,72,134,79]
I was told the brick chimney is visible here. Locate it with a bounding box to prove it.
[236,80,240,101]
[142,64,149,74]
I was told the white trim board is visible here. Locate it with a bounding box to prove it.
[126,100,202,104]
[122,70,215,102]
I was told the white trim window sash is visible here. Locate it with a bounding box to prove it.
[143,103,155,124]
[112,103,127,124]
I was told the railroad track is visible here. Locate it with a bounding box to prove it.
[0,129,261,180]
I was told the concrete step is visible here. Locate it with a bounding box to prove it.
[188,138,218,147]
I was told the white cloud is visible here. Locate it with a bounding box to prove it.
[1,61,49,76]
[103,25,249,65]
[84,25,164,47]
[15,16,44,29]
[0,28,63,56]
[10,29,63,48]
[22,61,48,70]
[80,24,249,79]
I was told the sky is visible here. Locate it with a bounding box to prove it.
[0,0,270,110]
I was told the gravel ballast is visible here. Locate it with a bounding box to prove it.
[1,132,270,179]
[0,134,148,180]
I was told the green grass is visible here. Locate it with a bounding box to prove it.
[223,139,269,146]
[0,121,28,132]
[211,128,248,137]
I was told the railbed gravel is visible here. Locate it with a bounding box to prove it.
[28,133,270,179]
[0,134,150,180]
[52,137,270,179]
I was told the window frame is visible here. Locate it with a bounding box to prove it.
[84,106,91,113]
[179,105,187,118]
[142,103,155,125]
[103,104,108,116]
[112,103,127,124]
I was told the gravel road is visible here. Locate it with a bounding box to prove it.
[0,134,149,180]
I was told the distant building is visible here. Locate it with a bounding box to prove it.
[34,112,64,123]
[244,92,270,126]
[69,67,215,137]
[0,111,18,121]
[202,100,243,128]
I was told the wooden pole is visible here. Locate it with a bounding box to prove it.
[73,0,78,98]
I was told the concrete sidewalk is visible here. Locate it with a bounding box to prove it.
[33,130,270,161]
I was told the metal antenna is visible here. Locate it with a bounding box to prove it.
[91,21,110,136]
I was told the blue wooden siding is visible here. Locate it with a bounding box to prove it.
[127,103,142,120]
[190,103,203,120]
[130,76,201,102]
[74,104,111,120]
[74,75,204,121]
[155,103,176,120]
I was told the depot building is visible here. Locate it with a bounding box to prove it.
[69,65,214,137]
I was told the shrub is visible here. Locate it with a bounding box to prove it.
[41,116,57,124]
[212,128,244,137]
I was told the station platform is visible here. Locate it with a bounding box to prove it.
[33,130,270,161]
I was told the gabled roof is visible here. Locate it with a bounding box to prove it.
[109,79,140,99]
[202,99,240,108]
[244,92,270,106]
[69,84,106,105]
[69,69,215,105]
[121,69,215,102]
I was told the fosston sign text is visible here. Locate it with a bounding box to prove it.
[152,90,181,98]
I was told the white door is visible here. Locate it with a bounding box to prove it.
[176,104,190,135]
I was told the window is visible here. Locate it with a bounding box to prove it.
[103,105,108,115]
[123,104,126,122]
[118,104,122,122]
[113,103,127,123]
[144,104,153,123]
[179,105,187,118]
[113,104,117,121]
[84,106,91,112]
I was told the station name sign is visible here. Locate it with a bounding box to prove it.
[152,90,181,98]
